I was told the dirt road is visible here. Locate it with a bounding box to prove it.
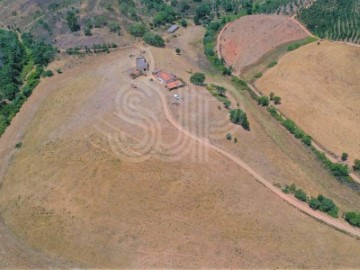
[136,77,360,238]
[138,46,360,238]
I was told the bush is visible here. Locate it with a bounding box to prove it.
[223,99,231,109]
[254,72,263,79]
[353,159,360,171]
[108,21,121,33]
[143,32,165,47]
[42,70,54,77]
[268,61,277,68]
[295,189,307,202]
[180,18,187,27]
[190,72,206,85]
[230,109,250,130]
[176,48,181,54]
[309,194,339,217]
[341,152,348,161]
[273,96,281,105]
[258,96,269,106]
[129,23,147,37]
[344,212,360,228]
[226,133,232,140]
[66,11,80,32]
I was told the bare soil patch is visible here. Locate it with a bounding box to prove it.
[256,41,360,163]
[218,15,309,75]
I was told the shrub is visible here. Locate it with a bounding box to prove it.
[42,70,54,77]
[309,194,339,217]
[180,18,187,27]
[268,61,277,68]
[66,11,80,32]
[341,152,348,161]
[176,48,181,54]
[234,137,238,143]
[129,23,147,37]
[223,99,231,109]
[353,159,360,171]
[295,189,307,202]
[258,96,269,106]
[108,21,121,33]
[344,212,360,228]
[15,142,22,148]
[143,32,165,47]
[254,72,263,79]
[273,96,281,105]
[226,133,232,140]
[190,72,206,85]
[230,109,250,130]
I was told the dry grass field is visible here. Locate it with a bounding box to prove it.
[218,15,309,76]
[0,27,359,267]
[256,41,360,162]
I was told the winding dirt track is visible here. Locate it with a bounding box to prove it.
[141,49,360,239]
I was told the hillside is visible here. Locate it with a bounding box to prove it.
[298,0,360,44]
[1,0,360,267]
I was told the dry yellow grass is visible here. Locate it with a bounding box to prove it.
[0,32,360,267]
[256,41,360,162]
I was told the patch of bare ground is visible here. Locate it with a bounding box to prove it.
[218,15,309,75]
[0,28,359,267]
[255,40,360,163]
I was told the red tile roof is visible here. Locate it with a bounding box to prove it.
[166,80,184,90]
[155,71,176,83]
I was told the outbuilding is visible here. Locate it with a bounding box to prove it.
[167,25,179,34]
[136,57,149,72]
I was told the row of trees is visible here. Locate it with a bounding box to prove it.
[282,184,339,217]
[299,0,360,43]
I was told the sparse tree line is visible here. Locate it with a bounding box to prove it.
[65,43,118,55]
[278,182,360,228]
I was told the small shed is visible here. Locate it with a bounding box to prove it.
[136,57,149,72]
[167,25,179,34]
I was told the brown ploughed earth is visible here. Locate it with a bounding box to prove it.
[218,15,309,75]
[0,26,359,268]
[256,40,360,163]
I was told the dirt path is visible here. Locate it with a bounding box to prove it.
[142,49,360,239]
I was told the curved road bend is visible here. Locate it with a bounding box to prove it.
[135,76,360,239]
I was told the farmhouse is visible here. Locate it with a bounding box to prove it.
[166,80,184,90]
[136,57,149,72]
[167,25,179,34]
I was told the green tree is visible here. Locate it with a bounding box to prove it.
[230,109,250,130]
[344,212,360,228]
[258,96,269,106]
[190,72,206,85]
[143,32,165,47]
[223,99,231,109]
[176,48,181,54]
[295,189,307,202]
[341,152,348,161]
[66,11,80,32]
[273,96,281,105]
[180,18,187,27]
[353,159,360,171]
[129,23,147,37]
